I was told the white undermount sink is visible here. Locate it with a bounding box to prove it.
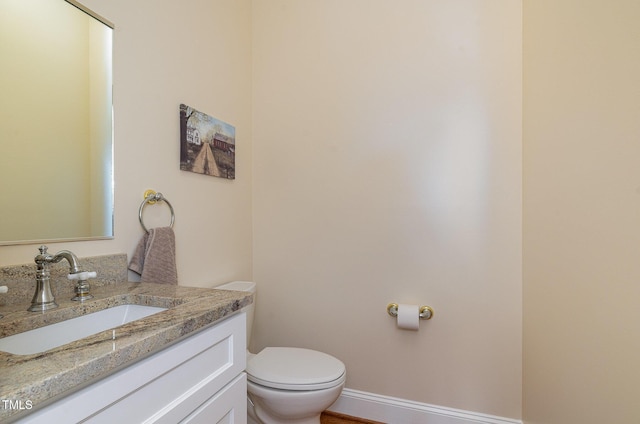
[0,305,167,355]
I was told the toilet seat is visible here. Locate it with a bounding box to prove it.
[247,347,346,391]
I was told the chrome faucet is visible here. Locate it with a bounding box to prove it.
[0,285,7,318]
[29,245,94,312]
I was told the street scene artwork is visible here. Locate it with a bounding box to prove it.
[179,104,235,179]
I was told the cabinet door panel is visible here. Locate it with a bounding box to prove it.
[87,314,246,423]
[181,373,247,424]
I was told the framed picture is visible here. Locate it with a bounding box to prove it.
[179,104,235,179]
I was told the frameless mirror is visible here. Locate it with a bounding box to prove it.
[0,0,114,245]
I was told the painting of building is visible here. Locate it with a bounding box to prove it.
[179,104,235,179]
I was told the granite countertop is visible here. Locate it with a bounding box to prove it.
[0,283,253,422]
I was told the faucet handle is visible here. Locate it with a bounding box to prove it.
[69,272,96,302]
[0,286,6,318]
[67,271,97,281]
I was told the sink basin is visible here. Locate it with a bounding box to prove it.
[0,305,167,355]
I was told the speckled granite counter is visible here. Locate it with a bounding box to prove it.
[0,282,252,422]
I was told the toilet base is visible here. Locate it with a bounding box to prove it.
[248,415,320,424]
[246,379,344,424]
[249,416,320,424]
[248,394,323,424]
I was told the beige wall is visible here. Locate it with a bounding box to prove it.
[252,0,522,418]
[523,1,640,423]
[0,0,253,287]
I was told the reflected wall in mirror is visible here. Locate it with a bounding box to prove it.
[0,0,114,245]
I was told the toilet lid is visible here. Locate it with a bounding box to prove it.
[247,347,346,391]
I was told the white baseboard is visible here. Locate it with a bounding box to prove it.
[328,388,522,424]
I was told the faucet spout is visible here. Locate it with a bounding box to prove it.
[49,250,81,274]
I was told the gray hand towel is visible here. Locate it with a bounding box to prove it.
[129,226,178,284]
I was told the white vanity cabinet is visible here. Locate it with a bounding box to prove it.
[16,312,247,424]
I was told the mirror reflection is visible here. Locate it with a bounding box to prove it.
[0,0,114,245]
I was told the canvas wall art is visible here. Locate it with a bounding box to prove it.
[179,104,235,179]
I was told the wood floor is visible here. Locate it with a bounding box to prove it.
[320,411,384,424]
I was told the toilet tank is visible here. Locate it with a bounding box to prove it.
[215,281,256,347]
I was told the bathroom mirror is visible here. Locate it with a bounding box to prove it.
[0,0,114,245]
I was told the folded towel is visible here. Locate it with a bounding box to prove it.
[129,226,178,284]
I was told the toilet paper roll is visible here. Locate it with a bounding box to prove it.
[396,304,420,330]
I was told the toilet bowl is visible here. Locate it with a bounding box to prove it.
[215,281,346,424]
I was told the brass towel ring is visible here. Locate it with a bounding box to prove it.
[138,189,175,233]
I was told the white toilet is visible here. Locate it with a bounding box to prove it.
[216,281,346,424]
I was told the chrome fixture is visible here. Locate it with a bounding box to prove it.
[29,246,95,312]
[69,271,96,302]
[387,303,434,320]
[0,285,7,318]
[138,189,175,233]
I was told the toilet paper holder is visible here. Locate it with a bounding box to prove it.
[387,303,434,320]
